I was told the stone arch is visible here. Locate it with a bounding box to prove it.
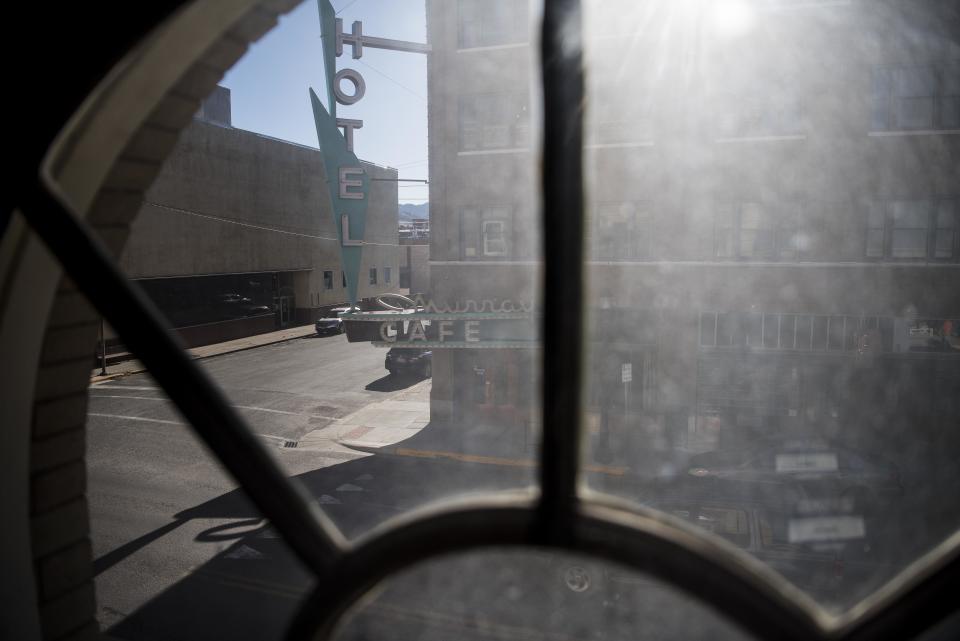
[1,2,304,638]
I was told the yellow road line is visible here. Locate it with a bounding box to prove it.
[393,447,626,476]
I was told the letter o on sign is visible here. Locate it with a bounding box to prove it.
[334,68,366,105]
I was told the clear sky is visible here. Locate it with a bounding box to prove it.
[221,0,429,204]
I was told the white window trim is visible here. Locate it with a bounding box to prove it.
[482,220,508,257]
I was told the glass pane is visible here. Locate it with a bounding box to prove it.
[92,0,541,636]
[331,549,749,641]
[582,0,960,616]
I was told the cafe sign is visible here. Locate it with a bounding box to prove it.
[341,295,540,349]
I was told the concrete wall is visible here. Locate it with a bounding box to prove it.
[404,244,430,294]
[121,115,400,313]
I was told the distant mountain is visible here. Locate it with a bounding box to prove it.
[399,202,429,222]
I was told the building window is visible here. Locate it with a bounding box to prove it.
[588,79,654,145]
[384,267,392,284]
[342,271,347,288]
[482,220,508,256]
[323,270,333,290]
[700,311,897,353]
[715,201,799,259]
[935,201,958,258]
[717,88,804,138]
[458,0,526,49]
[891,201,930,258]
[866,199,958,260]
[462,206,511,259]
[591,202,650,260]
[369,268,377,285]
[872,63,960,131]
[866,202,886,258]
[459,93,529,151]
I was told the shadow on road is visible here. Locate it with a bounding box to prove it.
[364,373,424,392]
[98,431,531,641]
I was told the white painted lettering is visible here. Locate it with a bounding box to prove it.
[336,118,364,152]
[439,321,454,342]
[341,213,362,246]
[465,321,480,342]
[409,320,427,342]
[334,69,366,105]
[379,321,396,342]
[339,167,364,200]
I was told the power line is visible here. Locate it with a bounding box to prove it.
[392,158,429,169]
[145,202,399,246]
[335,0,360,16]
[357,58,426,102]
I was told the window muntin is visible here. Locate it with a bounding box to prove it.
[589,202,650,261]
[714,201,799,259]
[866,199,959,261]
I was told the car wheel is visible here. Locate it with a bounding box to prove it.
[422,362,432,378]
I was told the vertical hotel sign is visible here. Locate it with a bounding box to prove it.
[310,0,430,307]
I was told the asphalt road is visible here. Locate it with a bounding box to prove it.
[88,332,543,641]
[88,332,955,641]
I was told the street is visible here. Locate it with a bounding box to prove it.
[88,332,935,641]
[88,332,539,641]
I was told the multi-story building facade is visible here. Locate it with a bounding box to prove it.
[120,86,401,346]
[425,0,960,479]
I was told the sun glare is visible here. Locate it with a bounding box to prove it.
[712,0,756,38]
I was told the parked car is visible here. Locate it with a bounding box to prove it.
[385,347,432,378]
[315,306,351,335]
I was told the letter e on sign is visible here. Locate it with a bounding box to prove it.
[339,167,364,199]
[465,320,480,343]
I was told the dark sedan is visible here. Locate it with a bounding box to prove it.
[315,306,351,335]
[385,347,432,378]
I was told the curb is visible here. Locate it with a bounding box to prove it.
[90,327,318,383]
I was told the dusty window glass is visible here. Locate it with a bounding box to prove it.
[582,0,960,617]
[459,93,529,151]
[891,201,930,258]
[874,63,960,131]
[89,0,542,637]
[332,549,748,641]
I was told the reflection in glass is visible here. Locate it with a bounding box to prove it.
[582,0,960,613]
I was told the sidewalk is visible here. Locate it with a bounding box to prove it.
[298,378,431,453]
[90,324,318,383]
